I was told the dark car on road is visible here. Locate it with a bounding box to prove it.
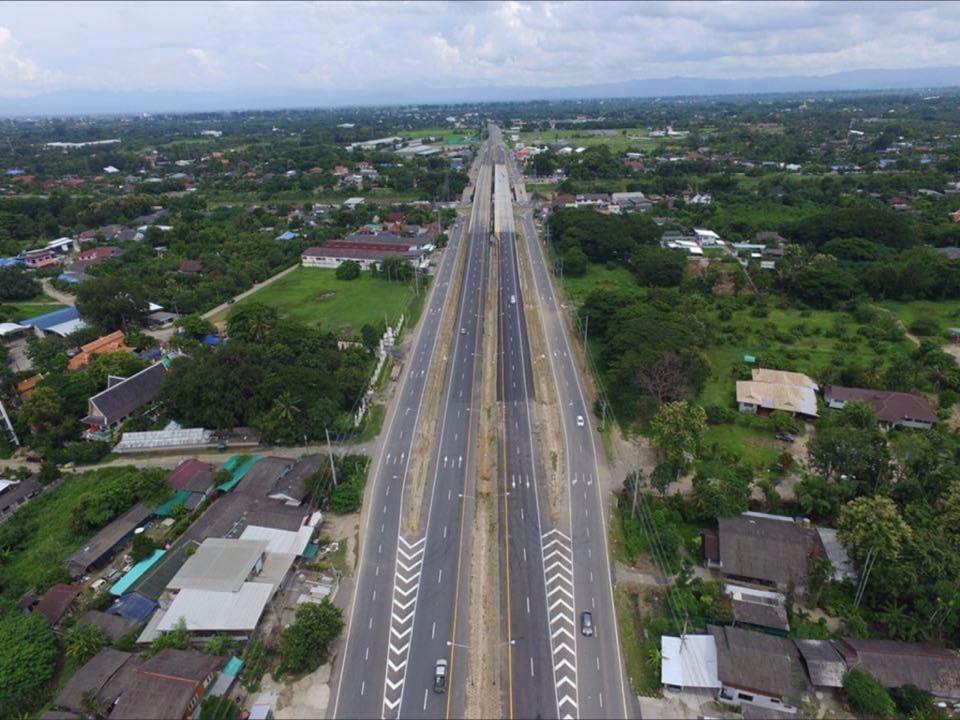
[580,611,594,637]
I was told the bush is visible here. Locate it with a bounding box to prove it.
[335,260,361,281]
[50,441,111,466]
[705,405,738,425]
[200,695,242,720]
[842,668,896,717]
[329,479,363,514]
[0,613,58,715]
[279,599,344,675]
[131,532,157,562]
[909,316,941,337]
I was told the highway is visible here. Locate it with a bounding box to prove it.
[493,139,562,719]
[332,141,490,720]
[395,137,492,719]
[511,158,630,719]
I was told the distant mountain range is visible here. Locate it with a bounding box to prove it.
[3,66,960,117]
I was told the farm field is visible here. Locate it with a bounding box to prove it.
[517,128,673,153]
[221,267,415,336]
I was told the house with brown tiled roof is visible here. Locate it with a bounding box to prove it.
[177,260,204,275]
[823,385,937,430]
[67,330,132,371]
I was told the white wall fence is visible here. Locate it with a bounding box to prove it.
[354,314,405,426]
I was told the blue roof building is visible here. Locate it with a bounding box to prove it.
[107,591,158,623]
[275,230,298,241]
[19,305,81,331]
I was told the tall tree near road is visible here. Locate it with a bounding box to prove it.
[649,400,706,479]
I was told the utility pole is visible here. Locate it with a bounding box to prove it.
[325,428,338,488]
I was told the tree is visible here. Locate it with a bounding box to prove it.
[0,267,41,301]
[0,613,58,715]
[66,623,108,665]
[635,352,692,407]
[176,313,216,340]
[279,599,345,675]
[200,695,242,720]
[226,302,279,343]
[632,246,686,287]
[360,323,383,355]
[563,247,588,277]
[335,260,361,280]
[76,276,149,331]
[842,668,896,717]
[20,385,78,448]
[838,496,912,607]
[649,401,706,476]
[131,532,157,562]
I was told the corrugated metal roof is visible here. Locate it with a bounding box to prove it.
[110,549,166,596]
[168,538,267,592]
[158,582,273,632]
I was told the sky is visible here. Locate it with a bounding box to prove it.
[1,0,959,99]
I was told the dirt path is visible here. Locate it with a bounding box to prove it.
[40,278,76,305]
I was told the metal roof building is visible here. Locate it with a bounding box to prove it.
[156,582,274,633]
[168,538,268,592]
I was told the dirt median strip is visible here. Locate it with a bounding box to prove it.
[514,207,568,526]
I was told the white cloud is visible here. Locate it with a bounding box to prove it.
[0,24,63,95]
[1,2,959,97]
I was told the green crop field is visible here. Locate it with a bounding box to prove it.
[223,267,416,336]
[517,127,675,154]
[0,301,66,323]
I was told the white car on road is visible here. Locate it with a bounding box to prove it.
[576,414,585,427]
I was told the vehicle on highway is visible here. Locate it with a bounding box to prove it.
[510,294,516,305]
[434,659,448,693]
[460,327,467,335]
[580,611,594,637]
[576,414,585,427]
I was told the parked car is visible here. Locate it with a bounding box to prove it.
[434,658,448,693]
[226,298,236,305]
[774,432,795,443]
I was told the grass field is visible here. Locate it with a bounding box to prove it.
[701,423,782,470]
[560,262,638,306]
[225,267,415,337]
[517,128,680,154]
[880,300,960,338]
[0,299,66,323]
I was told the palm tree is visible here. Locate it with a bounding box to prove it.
[275,393,301,424]
[646,646,662,670]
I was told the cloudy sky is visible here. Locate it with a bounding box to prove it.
[1,0,959,98]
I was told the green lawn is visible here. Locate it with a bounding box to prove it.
[560,263,638,306]
[0,301,66,323]
[518,128,673,154]
[225,267,415,337]
[701,424,782,470]
[880,300,960,339]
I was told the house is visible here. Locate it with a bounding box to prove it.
[50,648,141,717]
[794,640,847,688]
[67,330,132,371]
[266,453,321,506]
[834,638,960,699]
[144,537,280,640]
[342,197,364,210]
[275,230,298,241]
[15,374,42,400]
[168,459,215,496]
[75,610,140,642]
[726,584,790,634]
[707,512,826,589]
[710,624,810,712]
[736,368,819,418]
[64,502,153,578]
[177,259,204,274]
[33,583,82,625]
[110,649,223,720]
[82,361,168,437]
[19,305,87,339]
[694,228,723,247]
[301,238,424,270]
[822,385,937,430]
[76,246,123,264]
[660,634,721,690]
[23,247,59,269]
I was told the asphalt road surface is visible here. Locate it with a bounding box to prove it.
[332,142,490,720]
[513,169,630,719]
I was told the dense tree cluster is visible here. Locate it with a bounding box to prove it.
[159,308,370,441]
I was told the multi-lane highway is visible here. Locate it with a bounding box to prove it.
[332,140,491,720]
[512,160,630,720]
[493,140,561,720]
[333,126,629,720]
